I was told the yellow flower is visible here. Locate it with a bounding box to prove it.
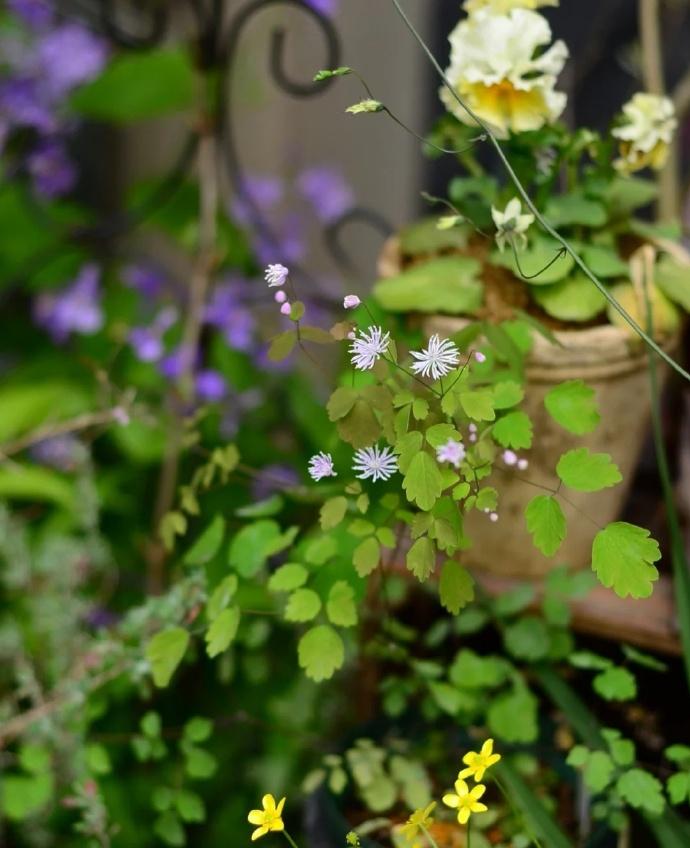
[400,801,437,843]
[465,0,558,11]
[612,93,677,174]
[248,794,286,841]
[459,739,502,782]
[442,779,488,825]
[440,9,568,137]
[491,199,534,252]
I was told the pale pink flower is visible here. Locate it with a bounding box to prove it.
[436,438,466,468]
[343,295,361,309]
[308,452,337,481]
[349,326,390,370]
[265,263,289,287]
[353,445,398,482]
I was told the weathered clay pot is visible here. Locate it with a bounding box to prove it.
[378,237,678,578]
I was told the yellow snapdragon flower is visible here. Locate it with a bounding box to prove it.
[248,794,286,841]
[442,778,488,825]
[440,8,568,137]
[459,738,502,781]
[612,92,677,174]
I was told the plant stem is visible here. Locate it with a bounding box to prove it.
[493,776,544,848]
[420,824,441,848]
[283,831,300,848]
[466,820,472,848]
[387,0,690,386]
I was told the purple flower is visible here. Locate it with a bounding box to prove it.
[308,452,337,481]
[30,434,85,470]
[122,263,168,299]
[297,165,353,223]
[204,279,256,351]
[37,24,108,97]
[256,214,306,265]
[196,369,227,402]
[128,307,177,363]
[436,438,466,469]
[27,139,76,197]
[34,263,103,342]
[251,464,300,501]
[304,0,339,16]
[231,174,283,226]
[8,0,53,30]
[0,77,56,132]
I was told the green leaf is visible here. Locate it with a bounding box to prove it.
[305,534,337,565]
[1,773,53,821]
[373,257,483,314]
[207,575,238,620]
[285,589,322,623]
[449,649,508,689]
[545,380,601,435]
[71,49,195,122]
[205,606,240,658]
[403,452,443,511]
[0,465,76,511]
[583,751,615,792]
[655,257,690,312]
[545,193,607,228]
[493,410,533,449]
[86,744,111,775]
[495,236,574,284]
[354,537,380,577]
[398,217,469,255]
[493,380,525,409]
[504,616,550,661]
[154,812,185,847]
[428,681,463,716]
[439,560,475,614]
[337,399,382,449]
[298,625,345,682]
[557,448,621,492]
[184,515,225,565]
[268,330,297,362]
[228,520,288,577]
[146,628,190,688]
[184,746,217,779]
[493,584,535,616]
[622,645,668,673]
[406,537,436,582]
[460,389,495,422]
[183,717,213,743]
[268,563,309,592]
[313,66,352,82]
[617,769,665,815]
[326,581,358,627]
[581,245,628,278]
[593,666,637,701]
[525,495,566,557]
[533,273,607,321]
[592,522,661,599]
[603,176,658,214]
[327,387,358,420]
[175,789,205,823]
[488,687,538,743]
[320,496,348,530]
[667,773,690,806]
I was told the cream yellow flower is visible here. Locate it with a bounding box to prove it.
[442,778,488,825]
[491,198,534,251]
[459,739,502,782]
[465,0,558,11]
[612,93,677,174]
[440,9,568,137]
[400,801,436,844]
[248,794,286,841]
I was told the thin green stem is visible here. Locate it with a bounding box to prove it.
[420,823,441,848]
[388,0,690,386]
[510,240,568,281]
[494,776,544,848]
[466,820,472,848]
[283,831,300,848]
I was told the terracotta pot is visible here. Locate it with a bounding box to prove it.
[378,238,678,578]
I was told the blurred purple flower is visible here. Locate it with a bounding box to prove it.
[252,464,300,501]
[0,77,56,132]
[8,0,53,30]
[34,263,103,342]
[256,213,306,265]
[128,307,177,363]
[30,434,85,470]
[297,165,353,223]
[196,369,227,402]
[204,278,256,352]
[27,138,76,197]
[84,606,119,630]
[231,174,283,226]
[37,24,108,97]
[304,0,339,16]
[122,263,168,299]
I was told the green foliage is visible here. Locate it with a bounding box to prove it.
[545,380,601,435]
[525,495,566,557]
[402,452,443,510]
[592,522,661,598]
[205,606,240,657]
[373,257,483,314]
[298,625,345,682]
[438,560,475,614]
[146,628,190,688]
[492,410,533,449]
[557,448,622,492]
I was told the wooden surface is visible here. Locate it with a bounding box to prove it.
[473,571,682,656]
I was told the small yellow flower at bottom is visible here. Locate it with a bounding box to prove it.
[400,801,437,843]
[442,779,488,826]
[459,738,502,782]
[248,794,286,841]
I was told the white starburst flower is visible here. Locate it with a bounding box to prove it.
[612,93,677,174]
[353,445,398,483]
[491,198,535,252]
[349,326,390,371]
[410,334,460,380]
[436,438,467,468]
[440,8,568,138]
[308,452,337,482]
[265,263,289,287]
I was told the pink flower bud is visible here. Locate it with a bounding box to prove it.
[474,351,487,363]
[503,450,518,466]
[490,512,499,522]
[274,290,288,303]
[280,302,292,316]
[343,295,361,309]
[518,458,529,470]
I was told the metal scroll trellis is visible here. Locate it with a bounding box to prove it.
[52,0,393,278]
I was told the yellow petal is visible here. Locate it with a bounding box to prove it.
[248,811,265,825]
[471,801,488,814]
[442,793,459,809]
[271,820,285,832]
[262,795,276,812]
[458,766,474,780]
[276,797,286,816]
[252,826,268,841]
[471,784,487,801]
[458,807,471,825]
[454,778,470,796]
[462,751,475,766]
[481,739,494,757]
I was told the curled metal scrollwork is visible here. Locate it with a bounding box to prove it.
[97,0,169,50]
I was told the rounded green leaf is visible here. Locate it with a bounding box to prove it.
[557,448,621,492]
[298,625,345,682]
[533,273,607,321]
